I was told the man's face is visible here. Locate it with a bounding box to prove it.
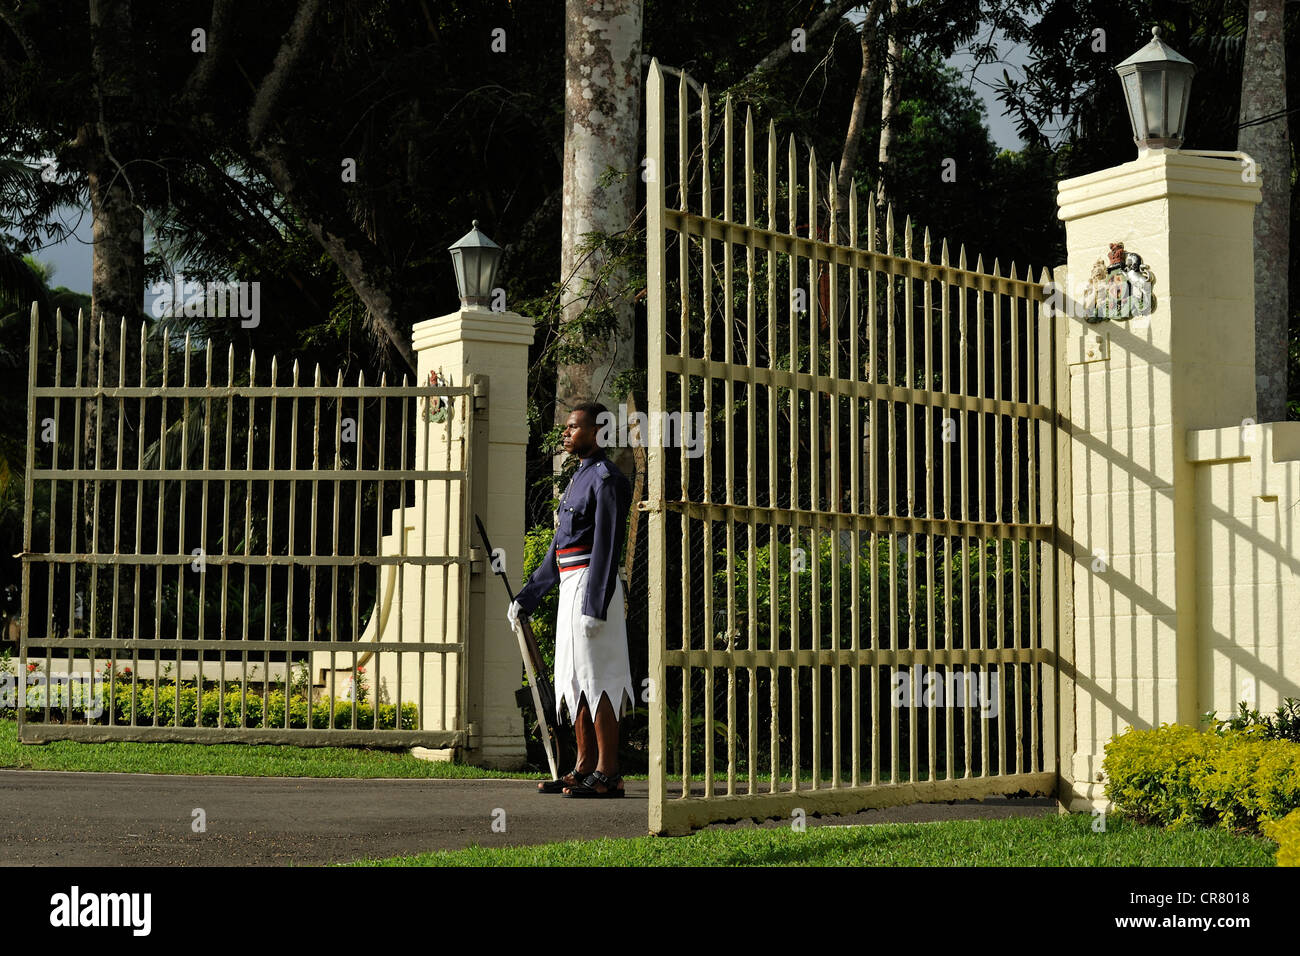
[562,410,598,458]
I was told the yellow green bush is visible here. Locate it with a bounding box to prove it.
[1261,809,1300,867]
[1103,723,1300,834]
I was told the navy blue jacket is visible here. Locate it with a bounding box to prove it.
[515,449,632,620]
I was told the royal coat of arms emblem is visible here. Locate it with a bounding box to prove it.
[422,369,454,424]
[1081,243,1155,323]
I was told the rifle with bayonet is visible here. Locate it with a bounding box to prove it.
[474,515,568,778]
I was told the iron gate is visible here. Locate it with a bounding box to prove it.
[644,60,1066,834]
[15,308,476,746]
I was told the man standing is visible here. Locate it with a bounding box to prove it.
[508,402,633,797]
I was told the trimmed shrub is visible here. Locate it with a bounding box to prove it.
[1261,809,1300,867]
[1104,723,1300,834]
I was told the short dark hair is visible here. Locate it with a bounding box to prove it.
[571,401,608,428]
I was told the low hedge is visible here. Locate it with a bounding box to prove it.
[1261,809,1300,867]
[3,679,419,731]
[1103,723,1300,833]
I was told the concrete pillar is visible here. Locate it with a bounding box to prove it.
[1056,151,1260,810]
[406,306,536,768]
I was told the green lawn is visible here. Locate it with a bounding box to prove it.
[346,813,1279,867]
[0,719,547,779]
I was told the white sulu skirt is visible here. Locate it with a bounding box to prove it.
[554,567,635,724]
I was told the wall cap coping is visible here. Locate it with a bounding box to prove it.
[412,308,536,351]
[1188,421,1300,499]
[1058,150,1262,222]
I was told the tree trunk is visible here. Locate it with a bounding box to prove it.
[835,0,887,239]
[87,0,144,355]
[84,0,144,627]
[554,0,643,481]
[1239,0,1289,421]
[875,0,902,212]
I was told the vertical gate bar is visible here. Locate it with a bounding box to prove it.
[827,164,841,790]
[807,144,820,792]
[352,372,366,729]
[265,357,278,710]
[70,311,83,702]
[110,320,127,702]
[19,307,38,738]
[765,117,779,794]
[220,345,235,725]
[867,201,879,788]
[44,310,62,649]
[992,261,1006,777]
[199,343,212,648]
[941,240,954,779]
[376,374,390,728]
[458,383,478,739]
[61,312,83,722]
[309,365,321,718]
[243,351,257,727]
[434,376,447,733]
[153,337,168,724]
[98,319,120,723]
[285,361,301,727]
[923,228,936,785]
[133,324,147,726]
[1011,276,1024,775]
[91,317,105,652]
[722,93,736,797]
[175,334,190,725]
[885,206,898,785]
[786,131,799,793]
[176,335,191,717]
[1038,270,1059,782]
[681,70,691,796]
[700,82,714,799]
[646,58,668,829]
[427,370,441,734]
[353,372,365,662]
[197,342,213,710]
[848,184,861,790]
[1027,302,1040,771]
[331,371,343,728]
[958,247,971,777]
[397,374,409,727]
[744,106,758,795]
[903,220,917,785]
[975,257,988,777]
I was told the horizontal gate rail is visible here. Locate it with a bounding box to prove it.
[645,59,1059,834]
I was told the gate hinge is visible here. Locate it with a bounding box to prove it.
[472,379,489,412]
[637,499,663,513]
[469,544,485,574]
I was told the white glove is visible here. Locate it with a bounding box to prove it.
[507,600,522,631]
[580,614,602,639]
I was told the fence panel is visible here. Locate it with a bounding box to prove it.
[16,309,474,746]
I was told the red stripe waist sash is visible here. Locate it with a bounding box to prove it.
[556,546,592,573]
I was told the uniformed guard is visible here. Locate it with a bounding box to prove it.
[509,401,633,798]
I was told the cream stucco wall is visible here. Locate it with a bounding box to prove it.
[1188,423,1300,721]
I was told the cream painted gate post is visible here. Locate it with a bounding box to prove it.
[1056,152,1260,811]
[408,305,536,768]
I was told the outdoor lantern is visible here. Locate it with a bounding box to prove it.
[1116,26,1196,152]
[448,220,502,309]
